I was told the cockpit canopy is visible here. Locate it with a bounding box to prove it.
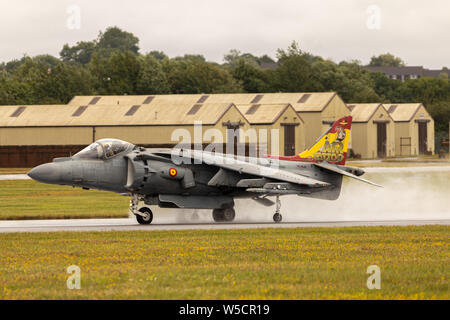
[73,139,135,160]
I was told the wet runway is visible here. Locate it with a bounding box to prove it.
[0,174,30,180]
[0,218,448,233]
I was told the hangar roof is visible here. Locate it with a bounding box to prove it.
[68,94,204,107]
[348,103,385,122]
[382,103,427,122]
[205,92,338,112]
[0,102,247,127]
[236,103,303,124]
[68,92,342,113]
[0,92,348,127]
[0,105,69,127]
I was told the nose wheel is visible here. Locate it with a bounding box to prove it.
[130,194,153,225]
[136,207,153,225]
[273,196,282,223]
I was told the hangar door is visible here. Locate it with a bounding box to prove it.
[376,122,387,158]
[226,124,241,155]
[284,125,296,156]
[418,122,428,154]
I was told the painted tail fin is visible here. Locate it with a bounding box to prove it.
[268,116,352,165]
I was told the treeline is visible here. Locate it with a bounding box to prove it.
[0,26,449,133]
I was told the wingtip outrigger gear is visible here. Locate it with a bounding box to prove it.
[273,195,282,223]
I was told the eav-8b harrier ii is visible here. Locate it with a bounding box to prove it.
[28,116,380,224]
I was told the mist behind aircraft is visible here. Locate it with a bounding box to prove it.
[163,167,450,223]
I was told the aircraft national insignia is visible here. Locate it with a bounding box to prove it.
[169,168,178,177]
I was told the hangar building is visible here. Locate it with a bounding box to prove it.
[382,103,435,156]
[0,92,348,167]
[185,92,351,149]
[348,103,395,158]
[235,103,305,156]
[69,92,350,148]
[0,101,253,167]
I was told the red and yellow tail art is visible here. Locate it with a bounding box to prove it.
[268,116,352,165]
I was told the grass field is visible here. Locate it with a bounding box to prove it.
[0,168,32,174]
[0,180,129,220]
[0,226,447,299]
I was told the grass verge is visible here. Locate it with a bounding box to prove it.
[0,226,448,299]
[0,168,31,174]
[0,180,129,220]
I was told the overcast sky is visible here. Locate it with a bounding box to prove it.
[0,0,448,68]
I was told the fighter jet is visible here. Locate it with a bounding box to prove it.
[27,116,380,224]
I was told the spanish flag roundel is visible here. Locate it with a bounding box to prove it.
[169,168,177,177]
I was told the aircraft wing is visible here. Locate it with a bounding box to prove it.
[314,161,382,187]
[154,149,329,188]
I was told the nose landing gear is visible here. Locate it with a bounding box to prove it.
[273,195,282,223]
[136,207,153,225]
[130,194,153,225]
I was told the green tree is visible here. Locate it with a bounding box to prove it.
[259,54,276,65]
[2,56,93,104]
[60,26,140,65]
[230,59,274,93]
[96,26,139,55]
[173,54,206,64]
[368,71,402,102]
[136,54,170,94]
[11,56,60,103]
[89,50,140,95]
[0,75,34,105]
[1,56,31,74]
[428,100,450,133]
[42,62,94,103]
[309,59,339,92]
[224,50,265,68]
[369,53,405,67]
[335,61,380,102]
[34,54,63,68]
[167,59,242,94]
[397,77,450,105]
[60,41,96,65]
[274,42,317,92]
[148,51,168,61]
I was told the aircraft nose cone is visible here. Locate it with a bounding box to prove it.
[27,163,61,184]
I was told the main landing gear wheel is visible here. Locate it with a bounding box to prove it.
[136,207,153,225]
[273,196,282,223]
[212,208,235,222]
